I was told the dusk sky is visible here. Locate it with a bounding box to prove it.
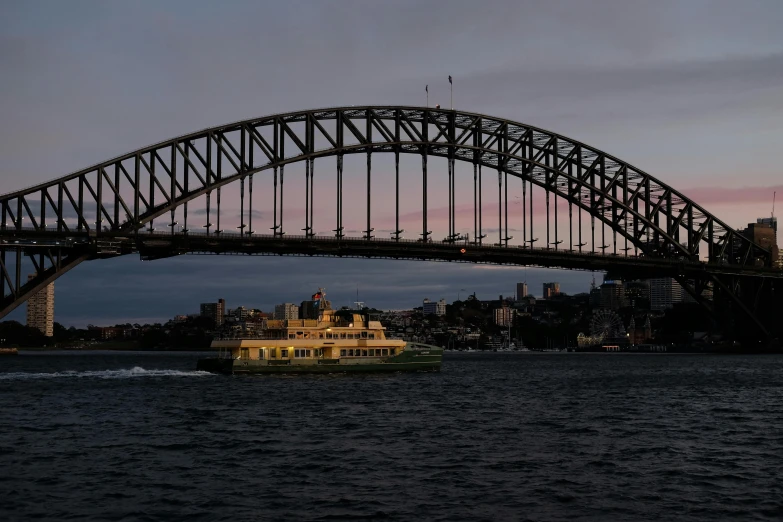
[2,0,782,326]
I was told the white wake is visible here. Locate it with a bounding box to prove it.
[0,366,214,381]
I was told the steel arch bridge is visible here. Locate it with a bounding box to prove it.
[1,106,781,344]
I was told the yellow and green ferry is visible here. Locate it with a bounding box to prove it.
[196,290,442,375]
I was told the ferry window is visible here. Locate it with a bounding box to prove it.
[340,349,346,356]
[288,334,295,339]
[382,349,388,356]
[370,349,377,356]
[306,349,311,357]
[340,333,347,339]
[326,333,333,339]
[281,349,289,358]
[362,349,368,357]
[303,332,310,339]
[346,333,352,339]
[361,332,368,339]
[390,348,396,355]
[348,349,354,356]
[368,333,375,339]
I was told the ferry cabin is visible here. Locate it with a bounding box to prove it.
[211,310,407,365]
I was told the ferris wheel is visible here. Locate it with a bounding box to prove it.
[590,309,626,340]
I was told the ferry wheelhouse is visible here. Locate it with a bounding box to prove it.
[197,290,442,374]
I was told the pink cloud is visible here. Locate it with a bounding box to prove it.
[679,185,782,206]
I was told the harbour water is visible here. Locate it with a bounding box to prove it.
[1,351,782,521]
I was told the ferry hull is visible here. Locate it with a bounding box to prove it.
[197,349,442,375]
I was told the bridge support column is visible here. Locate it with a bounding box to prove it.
[421,150,430,242]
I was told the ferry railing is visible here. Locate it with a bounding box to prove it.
[214,332,290,341]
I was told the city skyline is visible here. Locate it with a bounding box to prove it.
[2,0,782,326]
[10,253,594,327]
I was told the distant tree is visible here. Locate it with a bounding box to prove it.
[53,322,69,343]
[0,320,49,347]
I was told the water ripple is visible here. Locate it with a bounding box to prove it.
[1,352,782,521]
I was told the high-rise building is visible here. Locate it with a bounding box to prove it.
[542,282,560,299]
[755,217,779,268]
[422,298,447,316]
[624,280,650,307]
[229,306,250,321]
[274,303,299,320]
[26,274,54,337]
[599,279,626,310]
[516,282,528,301]
[649,278,683,311]
[493,306,515,327]
[200,298,226,326]
[742,221,779,267]
[757,216,777,235]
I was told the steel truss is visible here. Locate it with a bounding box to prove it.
[0,106,779,344]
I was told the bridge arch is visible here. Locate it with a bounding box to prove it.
[0,106,776,322]
[2,107,768,263]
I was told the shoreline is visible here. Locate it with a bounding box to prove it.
[15,346,216,352]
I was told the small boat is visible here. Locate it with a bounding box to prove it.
[197,289,443,375]
[0,347,19,355]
